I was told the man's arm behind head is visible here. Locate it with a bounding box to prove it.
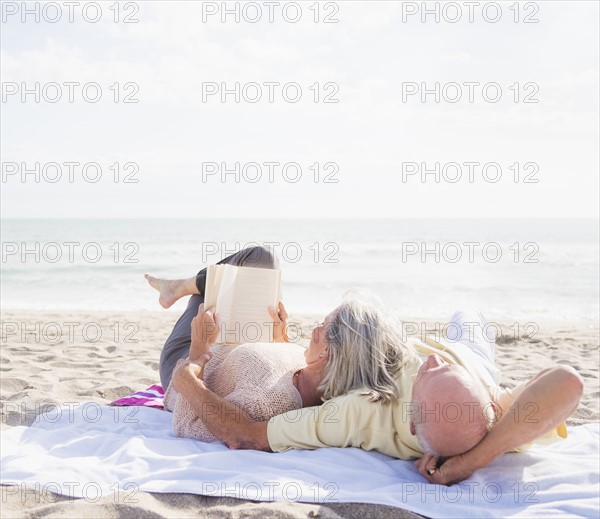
[416,365,583,485]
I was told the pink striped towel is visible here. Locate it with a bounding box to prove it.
[111,384,165,409]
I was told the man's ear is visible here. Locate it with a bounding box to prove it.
[409,419,416,436]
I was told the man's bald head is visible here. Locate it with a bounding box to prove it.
[410,354,495,457]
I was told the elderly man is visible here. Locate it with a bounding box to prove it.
[173,308,583,485]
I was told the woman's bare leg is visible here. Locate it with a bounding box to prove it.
[145,275,199,309]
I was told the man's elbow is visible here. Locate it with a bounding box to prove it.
[224,439,272,452]
[223,421,271,452]
[222,438,243,450]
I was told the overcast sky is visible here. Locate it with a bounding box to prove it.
[1,0,598,218]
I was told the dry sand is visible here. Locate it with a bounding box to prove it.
[1,309,598,518]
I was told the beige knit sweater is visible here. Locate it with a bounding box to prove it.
[164,342,306,442]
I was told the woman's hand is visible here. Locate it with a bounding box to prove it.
[190,304,221,358]
[268,300,289,343]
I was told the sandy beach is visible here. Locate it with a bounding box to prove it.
[1,309,598,518]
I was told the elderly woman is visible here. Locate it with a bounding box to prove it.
[146,246,413,442]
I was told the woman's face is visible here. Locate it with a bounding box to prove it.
[305,307,338,364]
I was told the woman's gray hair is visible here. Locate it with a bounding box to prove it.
[318,294,415,404]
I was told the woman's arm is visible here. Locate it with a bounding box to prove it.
[172,354,271,450]
[189,305,221,359]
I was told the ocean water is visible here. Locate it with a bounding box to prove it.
[1,218,598,323]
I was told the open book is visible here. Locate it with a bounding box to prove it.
[203,264,281,345]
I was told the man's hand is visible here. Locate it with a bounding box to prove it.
[268,300,289,342]
[415,452,478,485]
[190,304,221,357]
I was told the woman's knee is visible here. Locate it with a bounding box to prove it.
[244,245,279,270]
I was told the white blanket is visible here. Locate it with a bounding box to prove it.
[1,404,598,518]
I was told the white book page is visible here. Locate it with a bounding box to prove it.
[203,264,220,310]
[214,265,237,327]
[205,264,235,343]
[227,267,281,344]
[203,264,281,345]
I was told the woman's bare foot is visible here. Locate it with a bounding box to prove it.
[145,274,199,309]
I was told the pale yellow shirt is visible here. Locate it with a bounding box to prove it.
[267,337,566,458]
